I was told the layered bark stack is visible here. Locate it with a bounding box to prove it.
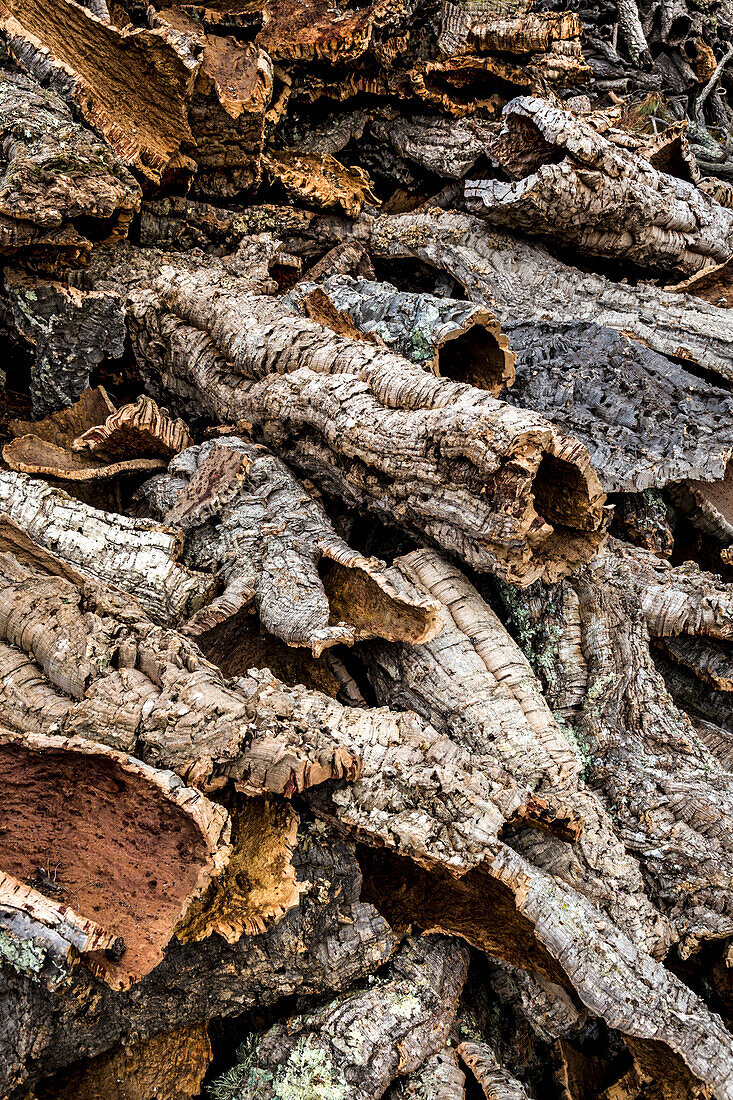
[3,1,733,1100]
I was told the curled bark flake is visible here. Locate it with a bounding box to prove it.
[0,727,231,989]
[72,393,193,461]
[466,96,733,277]
[457,1041,532,1099]
[263,149,380,217]
[139,437,442,654]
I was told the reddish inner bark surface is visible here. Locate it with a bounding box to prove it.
[0,744,210,986]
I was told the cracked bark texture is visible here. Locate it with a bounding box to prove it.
[465,96,733,277]
[385,1049,467,1099]
[0,69,140,272]
[458,1041,532,1099]
[0,472,217,625]
[151,5,274,199]
[344,210,733,386]
[136,436,442,654]
[0,820,395,1097]
[0,727,230,990]
[208,935,469,1100]
[287,274,516,393]
[499,319,733,492]
[3,270,127,414]
[127,257,607,586]
[499,540,733,954]
[354,547,667,951]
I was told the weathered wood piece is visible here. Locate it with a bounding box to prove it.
[458,1042,531,1100]
[208,935,469,1100]
[127,258,607,585]
[287,275,515,393]
[263,149,380,217]
[3,270,127,414]
[465,97,733,277]
[139,197,315,255]
[499,319,733,492]
[385,1049,467,1099]
[499,540,733,954]
[0,474,216,624]
[0,871,122,991]
[33,1024,213,1100]
[137,436,442,653]
[0,68,140,273]
[353,210,733,385]
[0,820,395,1097]
[354,548,662,948]
[0,727,231,989]
[371,112,499,179]
[0,0,198,184]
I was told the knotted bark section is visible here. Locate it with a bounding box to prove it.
[0,728,230,990]
[128,260,607,585]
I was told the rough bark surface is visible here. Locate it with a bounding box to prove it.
[0,820,395,1097]
[0,69,140,272]
[0,472,217,624]
[126,256,607,585]
[3,271,127,414]
[287,274,516,393]
[136,435,443,653]
[208,935,469,1100]
[352,209,733,385]
[499,319,733,492]
[0,0,198,184]
[465,96,733,277]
